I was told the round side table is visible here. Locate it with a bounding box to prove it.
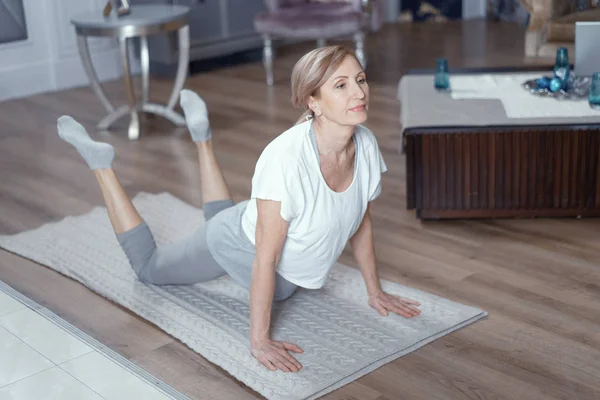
[71,5,190,140]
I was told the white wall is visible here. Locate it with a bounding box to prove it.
[0,0,124,102]
[383,0,400,23]
[463,0,487,19]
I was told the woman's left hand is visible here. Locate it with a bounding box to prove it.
[368,290,421,318]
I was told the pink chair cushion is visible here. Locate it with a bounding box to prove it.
[264,0,308,11]
[308,0,354,3]
[254,3,365,38]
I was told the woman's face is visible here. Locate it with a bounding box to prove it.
[309,55,369,127]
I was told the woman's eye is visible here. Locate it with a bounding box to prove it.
[358,78,366,84]
[336,83,346,89]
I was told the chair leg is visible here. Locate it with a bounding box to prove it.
[354,31,367,69]
[263,36,274,86]
[317,38,326,47]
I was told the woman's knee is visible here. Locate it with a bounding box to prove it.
[116,223,160,283]
[134,253,160,283]
[126,246,159,283]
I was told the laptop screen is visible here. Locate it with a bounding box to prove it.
[575,21,600,77]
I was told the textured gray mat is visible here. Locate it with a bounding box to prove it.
[0,192,487,400]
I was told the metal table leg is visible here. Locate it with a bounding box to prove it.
[354,31,367,69]
[134,25,189,128]
[119,36,140,140]
[98,105,131,131]
[77,25,189,139]
[76,36,116,114]
[140,35,150,105]
[263,35,274,86]
[166,25,190,113]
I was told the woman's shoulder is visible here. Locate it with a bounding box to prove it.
[354,124,379,150]
[255,121,310,173]
[260,121,310,160]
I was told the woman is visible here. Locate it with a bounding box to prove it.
[56,45,421,374]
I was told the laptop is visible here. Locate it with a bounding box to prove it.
[574,21,600,77]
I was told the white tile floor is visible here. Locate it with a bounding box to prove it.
[0,290,186,400]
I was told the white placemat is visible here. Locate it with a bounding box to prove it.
[450,73,599,119]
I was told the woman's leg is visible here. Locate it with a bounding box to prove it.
[179,91,299,298]
[116,221,227,284]
[179,89,232,206]
[57,116,141,234]
[273,276,298,301]
[56,115,226,285]
[95,169,143,234]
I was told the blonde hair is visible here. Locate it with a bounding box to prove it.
[290,45,359,125]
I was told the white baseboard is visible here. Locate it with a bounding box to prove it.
[0,62,54,102]
[0,47,127,102]
[53,49,124,92]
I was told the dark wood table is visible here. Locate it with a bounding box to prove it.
[400,67,600,220]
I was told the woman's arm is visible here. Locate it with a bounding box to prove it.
[250,199,303,372]
[250,199,288,344]
[348,204,382,296]
[349,204,421,318]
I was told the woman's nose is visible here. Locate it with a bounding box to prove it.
[352,83,366,99]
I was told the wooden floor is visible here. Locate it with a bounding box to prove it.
[1,20,599,400]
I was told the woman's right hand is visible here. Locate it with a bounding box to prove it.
[251,338,303,372]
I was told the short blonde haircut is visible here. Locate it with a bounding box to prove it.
[290,45,359,124]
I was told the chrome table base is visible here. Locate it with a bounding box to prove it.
[72,5,190,140]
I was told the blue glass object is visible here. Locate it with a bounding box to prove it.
[549,77,564,92]
[536,76,552,89]
[554,47,570,82]
[434,58,450,90]
[589,73,600,109]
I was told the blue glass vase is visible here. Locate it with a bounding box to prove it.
[589,73,600,109]
[554,47,570,84]
[434,58,450,90]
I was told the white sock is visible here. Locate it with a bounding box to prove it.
[57,116,114,170]
[179,89,212,142]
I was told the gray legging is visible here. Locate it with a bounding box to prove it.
[115,199,297,301]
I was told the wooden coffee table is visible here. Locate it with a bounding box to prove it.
[399,67,600,220]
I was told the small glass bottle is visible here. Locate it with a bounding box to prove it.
[553,47,570,88]
[588,73,600,109]
[434,58,450,90]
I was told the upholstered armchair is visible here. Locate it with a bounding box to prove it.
[520,0,600,58]
[254,0,383,85]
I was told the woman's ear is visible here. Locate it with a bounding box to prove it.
[308,96,321,116]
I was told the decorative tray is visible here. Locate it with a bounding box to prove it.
[522,75,591,100]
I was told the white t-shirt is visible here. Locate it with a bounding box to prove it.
[240,119,387,289]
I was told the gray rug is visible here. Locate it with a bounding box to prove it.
[0,192,487,400]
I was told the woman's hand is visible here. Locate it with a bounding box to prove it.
[368,290,421,318]
[251,338,304,372]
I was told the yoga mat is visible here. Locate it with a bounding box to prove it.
[0,192,487,400]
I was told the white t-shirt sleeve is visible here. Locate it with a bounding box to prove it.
[250,146,300,222]
[367,134,388,202]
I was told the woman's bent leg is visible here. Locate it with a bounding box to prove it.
[95,169,143,234]
[56,116,143,235]
[180,89,233,206]
[117,222,227,285]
